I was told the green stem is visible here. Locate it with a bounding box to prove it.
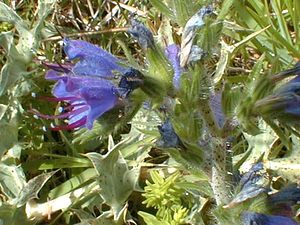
[198,99,230,205]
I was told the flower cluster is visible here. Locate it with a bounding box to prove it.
[31,38,135,130]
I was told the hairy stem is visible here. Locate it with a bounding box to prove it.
[198,99,230,205]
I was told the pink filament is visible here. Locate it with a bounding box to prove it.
[28,105,88,120]
[62,102,86,111]
[50,116,87,131]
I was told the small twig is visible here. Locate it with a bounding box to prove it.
[73,0,87,30]
[86,0,95,18]
[227,66,251,74]
[42,27,128,42]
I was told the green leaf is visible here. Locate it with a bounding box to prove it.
[0,59,27,96]
[138,211,169,225]
[217,0,235,20]
[30,0,57,53]
[0,203,35,225]
[0,2,27,32]
[213,26,269,84]
[0,120,18,158]
[213,41,230,84]
[0,104,8,120]
[0,163,26,201]
[239,120,278,173]
[36,0,57,21]
[0,31,26,95]
[149,0,174,20]
[16,170,58,207]
[145,45,172,96]
[172,0,190,26]
[0,0,56,95]
[85,150,140,220]
[0,31,16,55]
[265,134,300,183]
[49,168,96,199]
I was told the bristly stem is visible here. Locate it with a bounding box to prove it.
[198,98,230,206]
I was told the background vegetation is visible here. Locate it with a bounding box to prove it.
[0,0,300,224]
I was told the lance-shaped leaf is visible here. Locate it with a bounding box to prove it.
[16,170,58,207]
[238,120,278,173]
[17,0,57,60]
[128,19,172,97]
[0,0,56,95]
[0,31,27,96]
[85,150,140,220]
[213,26,270,84]
[0,117,19,158]
[265,134,300,183]
[0,2,27,32]
[0,163,26,201]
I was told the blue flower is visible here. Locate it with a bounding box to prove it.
[63,38,127,77]
[255,74,300,122]
[242,212,299,225]
[157,119,183,148]
[31,38,129,130]
[268,185,300,217]
[118,67,144,97]
[254,62,300,123]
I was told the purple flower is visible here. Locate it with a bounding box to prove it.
[241,212,299,225]
[255,74,300,122]
[268,185,300,217]
[31,38,127,130]
[63,38,127,77]
[165,44,182,90]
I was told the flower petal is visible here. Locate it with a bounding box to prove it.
[63,38,126,77]
[80,86,118,129]
[165,44,182,89]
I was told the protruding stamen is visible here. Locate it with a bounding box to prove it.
[63,103,86,111]
[28,106,88,120]
[50,117,87,131]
